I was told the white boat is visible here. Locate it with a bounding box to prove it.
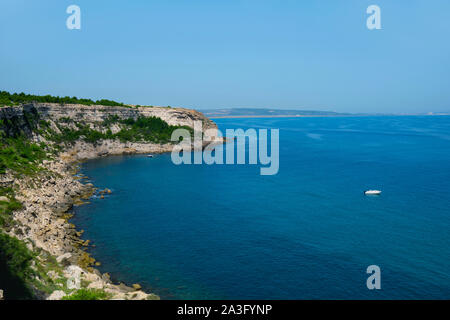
[364,190,382,195]
[147,154,154,158]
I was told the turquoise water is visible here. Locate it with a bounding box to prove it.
[71,116,450,299]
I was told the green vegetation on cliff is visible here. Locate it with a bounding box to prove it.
[0,187,22,228]
[0,136,48,175]
[0,91,125,107]
[0,233,34,283]
[0,233,35,299]
[44,115,193,145]
[0,231,69,299]
[62,288,111,300]
[112,116,193,143]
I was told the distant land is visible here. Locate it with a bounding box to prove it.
[200,108,350,118]
[199,108,450,118]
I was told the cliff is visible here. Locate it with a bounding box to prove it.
[0,102,216,300]
[0,103,216,130]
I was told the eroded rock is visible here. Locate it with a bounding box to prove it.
[47,290,66,300]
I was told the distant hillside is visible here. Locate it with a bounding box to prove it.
[200,108,349,118]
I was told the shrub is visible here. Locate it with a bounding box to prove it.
[0,189,22,228]
[46,116,193,145]
[0,137,47,175]
[0,232,34,281]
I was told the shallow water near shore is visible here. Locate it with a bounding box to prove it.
[71,116,450,299]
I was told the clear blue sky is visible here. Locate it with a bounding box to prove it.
[1,0,449,113]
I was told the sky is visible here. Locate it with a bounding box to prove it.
[0,0,449,113]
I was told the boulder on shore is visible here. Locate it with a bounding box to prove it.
[132,284,142,291]
[56,252,72,264]
[47,290,66,300]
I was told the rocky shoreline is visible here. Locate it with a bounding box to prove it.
[3,144,178,299]
[0,102,219,300]
[14,156,158,300]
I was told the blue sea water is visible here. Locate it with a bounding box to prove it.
[71,116,450,299]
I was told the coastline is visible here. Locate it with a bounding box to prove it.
[208,115,355,119]
[5,144,175,300]
[208,114,450,119]
[0,102,219,300]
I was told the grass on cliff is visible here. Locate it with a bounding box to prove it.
[48,124,106,144]
[46,116,193,145]
[0,233,34,279]
[0,232,67,299]
[0,187,22,228]
[114,116,193,143]
[62,288,111,300]
[0,232,35,299]
[0,136,48,176]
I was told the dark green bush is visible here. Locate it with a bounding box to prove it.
[48,116,193,145]
[0,232,34,281]
[0,91,124,107]
[0,187,22,227]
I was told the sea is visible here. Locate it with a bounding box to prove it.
[71,116,450,299]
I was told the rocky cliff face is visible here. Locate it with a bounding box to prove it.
[22,103,215,128]
[0,102,216,138]
[0,103,218,161]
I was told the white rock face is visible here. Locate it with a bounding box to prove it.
[46,270,59,281]
[47,290,66,300]
[32,103,216,129]
[56,253,72,263]
[65,265,83,290]
[87,281,104,290]
[0,102,218,136]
